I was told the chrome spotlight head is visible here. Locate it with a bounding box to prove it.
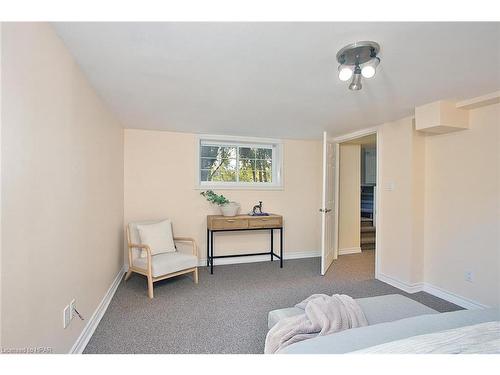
[338,65,353,81]
[349,66,363,91]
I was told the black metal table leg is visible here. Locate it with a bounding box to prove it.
[280,227,283,268]
[206,229,210,267]
[270,228,274,261]
[210,230,214,274]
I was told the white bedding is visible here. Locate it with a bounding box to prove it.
[265,294,367,354]
[354,321,500,354]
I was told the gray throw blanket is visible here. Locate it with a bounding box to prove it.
[264,294,368,354]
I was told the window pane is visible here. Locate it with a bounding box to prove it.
[200,145,220,158]
[200,141,277,185]
[200,169,210,181]
[255,170,272,183]
[238,159,272,183]
[239,147,272,160]
[255,159,271,171]
[239,147,256,159]
[201,160,237,182]
[201,157,236,172]
[238,159,255,182]
[201,145,236,159]
[210,169,236,182]
[200,157,218,169]
[200,145,237,182]
[210,158,237,181]
[255,148,272,160]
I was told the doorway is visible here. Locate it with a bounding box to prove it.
[320,129,379,276]
[338,133,377,270]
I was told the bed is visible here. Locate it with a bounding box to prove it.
[267,293,500,354]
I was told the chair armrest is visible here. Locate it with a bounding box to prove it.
[128,243,152,256]
[127,243,152,273]
[174,237,198,257]
[128,243,150,250]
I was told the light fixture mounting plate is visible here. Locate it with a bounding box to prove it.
[336,41,380,66]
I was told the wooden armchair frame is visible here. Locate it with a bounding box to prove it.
[125,226,199,298]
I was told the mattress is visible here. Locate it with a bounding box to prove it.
[267,293,438,329]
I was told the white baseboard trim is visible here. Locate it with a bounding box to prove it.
[70,266,125,354]
[421,283,489,310]
[198,250,320,266]
[376,272,490,310]
[376,272,424,294]
[338,247,362,255]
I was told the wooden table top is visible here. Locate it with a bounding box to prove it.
[207,213,283,230]
[207,213,282,219]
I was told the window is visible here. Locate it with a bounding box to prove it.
[197,135,283,189]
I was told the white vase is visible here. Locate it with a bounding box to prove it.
[220,202,240,217]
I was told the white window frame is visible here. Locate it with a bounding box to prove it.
[195,134,283,190]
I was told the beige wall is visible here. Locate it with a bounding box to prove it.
[378,117,425,284]
[0,23,3,348]
[378,104,499,308]
[124,129,322,261]
[1,23,124,352]
[424,103,500,308]
[410,120,426,283]
[338,144,360,251]
[1,23,497,357]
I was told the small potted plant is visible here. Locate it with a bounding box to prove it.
[200,190,240,217]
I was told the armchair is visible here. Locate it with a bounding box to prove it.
[125,220,199,298]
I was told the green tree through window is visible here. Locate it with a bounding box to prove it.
[200,144,273,183]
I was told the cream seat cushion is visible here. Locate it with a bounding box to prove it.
[134,252,198,277]
[136,219,176,256]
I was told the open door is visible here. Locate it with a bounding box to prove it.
[320,131,339,275]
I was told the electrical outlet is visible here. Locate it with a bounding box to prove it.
[465,271,474,282]
[70,299,76,321]
[63,305,71,329]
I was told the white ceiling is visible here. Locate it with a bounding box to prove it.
[53,22,500,139]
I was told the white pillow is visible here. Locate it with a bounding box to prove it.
[136,219,176,257]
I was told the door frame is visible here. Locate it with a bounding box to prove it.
[332,126,381,277]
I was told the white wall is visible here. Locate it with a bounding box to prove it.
[124,129,322,262]
[424,103,500,308]
[338,144,360,252]
[1,23,124,353]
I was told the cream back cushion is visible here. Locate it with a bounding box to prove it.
[136,219,176,256]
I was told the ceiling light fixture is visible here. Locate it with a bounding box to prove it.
[336,41,381,90]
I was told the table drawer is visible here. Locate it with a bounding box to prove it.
[210,217,249,230]
[248,217,282,228]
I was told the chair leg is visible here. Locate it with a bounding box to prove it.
[124,269,133,281]
[147,275,154,299]
[193,268,199,284]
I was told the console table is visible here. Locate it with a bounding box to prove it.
[206,214,283,274]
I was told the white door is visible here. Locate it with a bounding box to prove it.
[320,132,338,275]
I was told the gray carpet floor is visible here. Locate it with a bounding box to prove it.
[84,251,461,353]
